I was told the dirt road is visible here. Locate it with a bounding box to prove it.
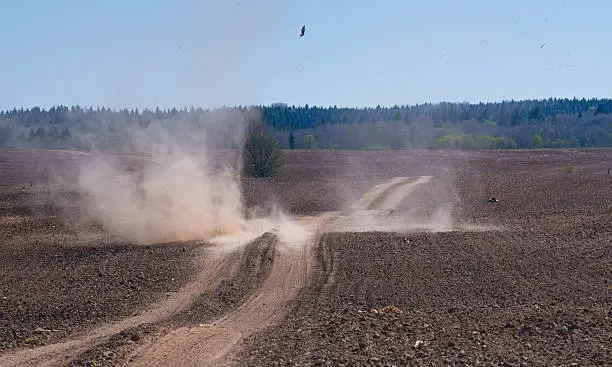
[122,176,434,366]
[0,176,435,367]
[0,245,236,367]
[123,240,312,367]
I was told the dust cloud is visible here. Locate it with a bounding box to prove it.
[210,204,314,252]
[66,113,309,246]
[69,116,238,244]
[325,175,457,234]
[59,1,308,246]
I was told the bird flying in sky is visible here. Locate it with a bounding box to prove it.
[300,25,305,37]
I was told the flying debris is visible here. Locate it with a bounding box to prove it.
[300,25,305,37]
[539,43,546,49]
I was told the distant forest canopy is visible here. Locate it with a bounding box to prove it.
[0,97,611,151]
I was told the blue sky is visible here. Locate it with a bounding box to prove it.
[1,0,610,110]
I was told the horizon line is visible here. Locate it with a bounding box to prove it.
[2,96,612,113]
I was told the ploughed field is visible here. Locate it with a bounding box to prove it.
[0,148,610,366]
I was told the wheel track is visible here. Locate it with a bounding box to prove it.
[319,237,338,293]
[68,234,278,366]
[0,244,239,367]
[123,175,432,366]
[319,176,434,293]
[325,175,435,233]
[0,176,435,367]
[123,238,312,367]
[377,175,433,209]
[353,176,413,210]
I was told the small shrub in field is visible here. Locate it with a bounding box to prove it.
[242,133,285,178]
[363,144,391,151]
[561,161,575,174]
[304,134,318,149]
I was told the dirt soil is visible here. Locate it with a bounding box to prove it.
[68,233,278,367]
[0,148,610,366]
[0,241,202,351]
[236,229,610,366]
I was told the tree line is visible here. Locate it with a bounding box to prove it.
[0,98,611,151]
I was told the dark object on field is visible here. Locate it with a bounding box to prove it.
[29,179,33,187]
[488,197,499,203]
[300,25,305,37]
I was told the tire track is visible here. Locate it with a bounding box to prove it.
[123,239,312,367]
[319,237,338,293]
[0,245,238,367]
[1,176,436,367]
[69,234,277,366]
[231,176,442,364]
[122,177,433,366]
[318,175,436,291]
[377,175,433,209]
[326,176,435,233]
[352,177,413,210]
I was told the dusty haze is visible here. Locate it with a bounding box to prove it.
[54,109,314,247]
[66,114,246,244]
[59,0,306,246]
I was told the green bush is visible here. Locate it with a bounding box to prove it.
[363,144,391,151]
[304,134,318,149]
[429,133,517,150]
[242,133,285,178]
[561,161,575,174]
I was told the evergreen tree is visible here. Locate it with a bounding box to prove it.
[289,130,296,150]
